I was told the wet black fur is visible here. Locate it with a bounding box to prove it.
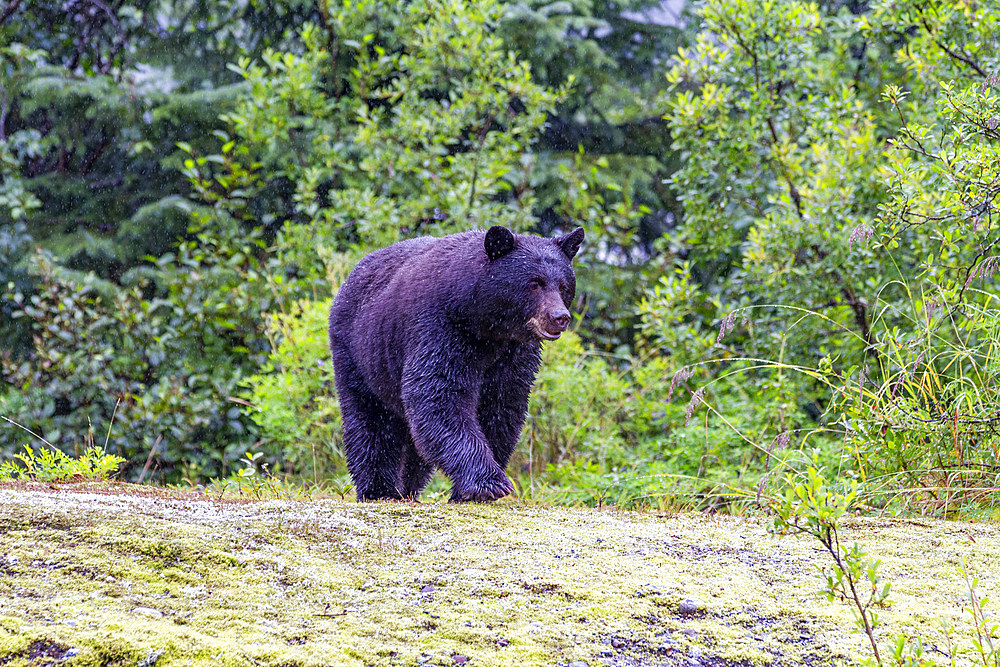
[329,226,584,502]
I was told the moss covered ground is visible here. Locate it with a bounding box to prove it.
[1,483,998,666]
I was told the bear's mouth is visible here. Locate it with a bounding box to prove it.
[529,317,564,340]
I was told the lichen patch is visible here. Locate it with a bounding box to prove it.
[1,486,997,665]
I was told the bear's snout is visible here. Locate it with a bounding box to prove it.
[548,308,571,332]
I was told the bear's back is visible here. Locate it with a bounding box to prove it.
[334,231,482,321]
[329,231,487,408]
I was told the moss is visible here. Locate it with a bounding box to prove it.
[1,484,999,665]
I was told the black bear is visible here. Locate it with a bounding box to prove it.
[329,225,584,502]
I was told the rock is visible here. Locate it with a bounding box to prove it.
[453,655,468,664]
[138,649,165,667]
[62,648,79,659]
[420,585,436,593]
[568,662,589,667]
[678,598,700,615]
[681,628,698,638]
[132,607,163,619]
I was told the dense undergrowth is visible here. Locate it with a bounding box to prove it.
[2,0,999,522]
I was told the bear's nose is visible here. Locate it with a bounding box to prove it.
[550,309,571,330]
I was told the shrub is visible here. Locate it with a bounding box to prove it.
[518,331,630,476]
[0,251,257,481]
[0,444,124,483]
[243,298,344,484]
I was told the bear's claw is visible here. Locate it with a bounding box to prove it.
[451,471,515,503]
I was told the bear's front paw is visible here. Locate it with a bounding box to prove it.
[451,469,515,503]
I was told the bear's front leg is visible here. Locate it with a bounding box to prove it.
[479,342,541,470]
[401,347,514,503]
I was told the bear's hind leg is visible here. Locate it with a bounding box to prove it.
[338,385,409,501]
[400,441,433,500]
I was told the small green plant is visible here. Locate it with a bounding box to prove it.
[326,478,355,502]
[771,466,891,665]
[0,443,124,483]
[208,451,287,501]
[769,467,1000,667]
[959,557,1000,667]
[0,411,125,483]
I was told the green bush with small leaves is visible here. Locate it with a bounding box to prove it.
[243,298,345,485]
[0,444,124,483]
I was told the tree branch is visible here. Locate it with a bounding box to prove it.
[0,0,22,26]
[840,285,879,366]
[919,16,987,78]
[767,118,804,219]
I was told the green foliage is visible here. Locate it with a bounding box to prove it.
[2,0,681,484]
[207,451,300,501]
[0,127,41,220]
[839,17,999,510]
[554,149,659,350]
[518,333,743,509]
[959,558,1000,667]
[0,443,123,483]
[0,44,45,221]
[520,331,630,474]
[826,295,1000,513]
[206,0,563,287]
[636,261,718,365]
[244,297,345,485]
[772,467,894,666]
[664,0,891,376]
[653,0,1000,514]
[0,251,256,481]
[8,0,1000,523]
[770,465,1000,667]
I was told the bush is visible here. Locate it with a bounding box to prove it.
[518,331,630,475]
[243,298,344,485]
[0,251,258,481]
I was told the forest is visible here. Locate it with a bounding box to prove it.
[1,0,998,518]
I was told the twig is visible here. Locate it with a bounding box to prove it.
[103,397,121,452]
[0,0,21,26]
[919,17,988,78]
[137,435,162,484]
[0,83,7,141]
[1,415,59,452]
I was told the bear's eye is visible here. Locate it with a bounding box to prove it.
[529,278,544,291]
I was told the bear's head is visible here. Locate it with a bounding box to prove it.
[477,225,585,343]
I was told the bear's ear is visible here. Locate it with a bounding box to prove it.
[485,226,516,261]
[554,227,585,259]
